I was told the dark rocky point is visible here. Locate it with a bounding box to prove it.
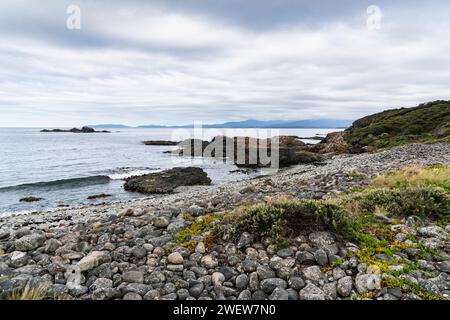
[124,167,211,194]
[40,126,110,133]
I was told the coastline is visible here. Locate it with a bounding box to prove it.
[1,143,449,300]
[2,143,449,227]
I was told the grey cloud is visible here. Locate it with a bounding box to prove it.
[0,0,450,127]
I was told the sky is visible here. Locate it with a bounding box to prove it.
[0,0,450,127]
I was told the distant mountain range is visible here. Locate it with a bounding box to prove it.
[90,119,352,129]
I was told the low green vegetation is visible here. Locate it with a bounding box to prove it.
[172,213,224,250]
[343,100,450,152]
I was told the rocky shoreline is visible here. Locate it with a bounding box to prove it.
[1,143,449,300]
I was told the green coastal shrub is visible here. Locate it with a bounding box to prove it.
[231,199,360,244]
[232,204,285,242]
[354,186,450,219]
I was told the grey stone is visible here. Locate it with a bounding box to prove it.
[153,216,170,228]
[435,261,450,273]
[314,249,328,266]
[355,273,381,294]
[249,272,259,292]
[44,239,62,253]
[235,274,249,289]
[201,255,218,269]
[299,283,326,300]
[189,283,204,297]
[337,276,353,297]
[288,277,306,290]
[256,265,275,280]
[241,258,258,272]
[287,288,299,300]
[122,270,144,284]
[296,251,315,264]
[260,278,287,294]
[143,289,161,300]
[323,282,337,300]
[177,288,190,300]
[123,292,142,300]
[77,251,111,272]
[132,246,147,259]
[308,232,338,255]
[238,289,252,300]
[90,277,113,291]
[302,266,325,283]
[277,247,294,258]
[269,287,289,300]
[14,233,46,251]
[167,252,184,265]
[251,290,268,300]
[212,272,225,286]
[237,232,253,249]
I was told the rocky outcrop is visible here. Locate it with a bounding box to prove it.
[142,141,179,146]
[175,135,324,168]
[40,126,110,133]
[19,196,42,203]
[343,100,450,153]
[124,167,211,194]
[308,132,350,155]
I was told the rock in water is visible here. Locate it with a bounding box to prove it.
[124,167,211,194]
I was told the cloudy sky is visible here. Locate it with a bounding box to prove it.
[1,0,449,127]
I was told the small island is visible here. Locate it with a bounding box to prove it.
[40,126,110,133]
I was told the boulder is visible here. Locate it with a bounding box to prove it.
[14,233,46,251]
[124,167,211,194]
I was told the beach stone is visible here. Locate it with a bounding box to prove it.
[9,251,28,268]
[122,270,144,284]
[153,217,170,228]
[44,239,62,253]
[189,283,204,298]
[337,276,353,297]
[355,273,381,294]
[269,287,289,300]
[249,272,259,292]
[90,278,113,291]
[308,231,338,255]
[123,292,142,300]
[195,242,206,254]
[212,272,225,286]
[238,289,252,300]
[296,251,315,264]
[260,278,287,294]
[143,289,160,300]
[302,265,325,283]
[314,249,328,266]
[256,265,275,280]
[288,277,306,290]
[14,233,46,251]
[237,232,253,249]
[77,251,111,272]
[299,283,326,300]
[167,252,184,265]
[132,246,147,259]
[235,274,249,289]
[435,261,450,273]
[242,258,258,272]
[277,247,294,258]
[201,255,218,269]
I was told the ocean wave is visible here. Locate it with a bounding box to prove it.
[0,175,111,192]
[104,167,160,180]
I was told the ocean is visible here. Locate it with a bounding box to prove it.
[0,127,338,217]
